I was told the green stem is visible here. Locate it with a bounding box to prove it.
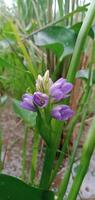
[30,128,39,185]
[67,116,95,200]
[40,146,56,189]
[67,0,95,83]
[39,121,63,190]
[22,126,28,181]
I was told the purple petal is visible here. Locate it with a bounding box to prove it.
[50,78,73,102]
[20,93,36,112]
[61,108,74,120]
[62,83,73,95]
[51,89,65,101]
[22,93,33,100]
[51,105,74,121]
[33,92,49,108]
[50,78,66,94]
[20,101,36,112]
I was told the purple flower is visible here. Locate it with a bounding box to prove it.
[20,93,36,112]
[33,92,49,108]
[51,105,74,121]
[50,78,73,101]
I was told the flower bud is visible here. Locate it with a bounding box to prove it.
[36,74,43,92]
[33,92,49,108]
[51,105,74,121]
[43,70,53,94]
[20,93,36,112]
[50,78,73,102]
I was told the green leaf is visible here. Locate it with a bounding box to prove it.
[33,26,76,58]
[71,22,95,39]
[13,99,37,127]
[0,174,54,200]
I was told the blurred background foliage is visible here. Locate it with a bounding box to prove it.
[0,0,95,108]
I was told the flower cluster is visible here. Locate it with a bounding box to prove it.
[20,71,74,121]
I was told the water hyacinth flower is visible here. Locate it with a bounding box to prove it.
[33,92,49,108]
[50,78,73,102]
[20,71,74,121]
[20,93,36,112]
[51,105,74,121]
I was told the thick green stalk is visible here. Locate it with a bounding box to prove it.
[39,121,63,190]
[30,128,39,185]
[67,116,95,200]
[22,126,28,181]
[40,146,57,189]
[67,0,95,83]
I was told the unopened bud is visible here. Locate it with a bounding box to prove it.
[43,70,49,83]
[36,74,43,92]
[43,70,53,94]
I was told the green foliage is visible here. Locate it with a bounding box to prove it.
[33,26,76,58]
[0,174,54,200]
[13,99,37,127]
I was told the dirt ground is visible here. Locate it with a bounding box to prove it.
[0,99,95,200]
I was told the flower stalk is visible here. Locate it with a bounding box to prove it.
[30,128,39,185]
[39,120,63,189]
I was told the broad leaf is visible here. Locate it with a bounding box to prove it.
[0,174,54,200]
[33,26,76,58]
[13,99,37,127]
